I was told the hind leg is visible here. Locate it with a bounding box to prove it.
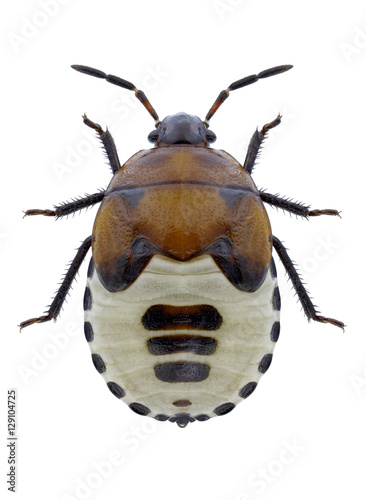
[20,236,92,330]
[272,236,344,330]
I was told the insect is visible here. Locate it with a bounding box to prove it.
[21,64,344,428]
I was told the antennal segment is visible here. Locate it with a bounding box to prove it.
[71,65,160,126]
[204,64,293,126]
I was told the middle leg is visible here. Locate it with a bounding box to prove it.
[243,114,282,174]
[260,191,341,219]
[24,191,105,219]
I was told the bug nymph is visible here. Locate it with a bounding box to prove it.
[21,64,344,428]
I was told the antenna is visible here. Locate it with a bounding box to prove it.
[204,65,293,126]
[71,65,160,126]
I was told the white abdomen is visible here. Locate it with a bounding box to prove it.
[84,254,280,426]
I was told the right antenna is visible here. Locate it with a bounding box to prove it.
[203,64,293,127]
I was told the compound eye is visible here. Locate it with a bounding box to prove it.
[148,129,159,143]
[206,129,216,143]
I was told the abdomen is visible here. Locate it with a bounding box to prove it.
[84,254,280,427]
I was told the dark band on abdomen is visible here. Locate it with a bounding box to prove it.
[142,304,223,331]
[147,335,217,355]
[154,362,210,382]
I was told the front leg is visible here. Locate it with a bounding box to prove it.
[260,191,341,219]
[243,114,282,174]
[83,114,121,174]
[272,236,344,330]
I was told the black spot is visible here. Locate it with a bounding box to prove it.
[142,304,223,331]
[169,413,195,427]
[83,287,92,310]
[270,257,277,278]
[129,402,151,416]
[147,335,217,356]
[107,381,125,398]
[173,400,192,407]
[154,414,170,421]
[92,353,106,373]
[258,353,273,374]
[195,414,211,421]
[270,321,281,342]
[154,362,210,383]
[84,322,94,342]
[199,237,267,292]
[213,402,235,416]
[239,381,257,399]
[272,287,281,310]
[87,257,95,279]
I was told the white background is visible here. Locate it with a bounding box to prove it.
[2,0,365,499]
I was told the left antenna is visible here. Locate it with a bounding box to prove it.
[71,65,160,126]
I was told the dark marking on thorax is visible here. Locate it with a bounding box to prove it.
[219,187,250,208]
[116,187,146,208]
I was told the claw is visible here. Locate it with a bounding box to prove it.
[308,209,341,218]
[19,315,51,331]
[23,209,56,218]
[313,315,345,331]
